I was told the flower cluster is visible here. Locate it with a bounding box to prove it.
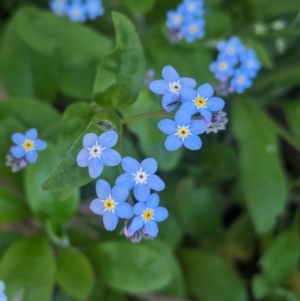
[210,36,261,94]
[77,132,168,241]
[6,128,47,172]
[0,281,7,301]
[150,65,227,151]
[166,0,206,43]
[49,0,104,22]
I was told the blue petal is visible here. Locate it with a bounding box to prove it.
[145,220,158,237]
[103,211,118,231]
[121,157,140,173]
[146,193,160,209]
[12,146,25,158]
[190,120,207,135]
[134,184,150,202]
[89,198,104,215]
[83,133,97,148]
[141,158,157,174]
[180,87,196,101]
[26,128,38,140]
[165,135,183,151]
[111,183,129,203]
[12,133,25,145]
[115,202,133,218]
[148,175,165,191]
[96,179,111,199]
[149,79,169,95]
[157,119,177,134]
[162,92,179,112]
[34,139,47,150]
[184,135,202,150]
[180,77,196,88]
[174,109,191,126]
[26,150,38,163]
[98,130,118,148]
[101,149,121,166]
[162,65,180,82]
[207,97,225,111]
[154,207,168,222]
[88,158,103,178]
[197,83,214,99]
[115,173,135,189]
[199,108,212,121]
[130,216,144,232]
[133,202,146,215]
[180,101,197,116]
[76,148,90,167]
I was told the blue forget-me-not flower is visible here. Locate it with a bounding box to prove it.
[90,180,133,231]
[66,0,87,22]
[209,53,236,81]
[181,19,205,43]
[158,109,207,151]
[85,0,104,20]
[0,281,7,301]
[180,83,225,121]
[129,193,168,238]
[50,0,68,15]
[76,131,121,178]
[149,65,196,112]
[230,68,253,94]
[116,157,165,202]
[240,50,261,77]
[11,128,47,163]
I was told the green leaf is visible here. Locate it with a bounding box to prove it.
[120,89,183,171]
[0,235,56,301]
[205,10,231,38]
[42,111,121,191]
[25,143,79,222]
[0,186,30,223]
[93,12,146,108]
[120,0,157,13]
[232,98,287,234]
[283,100,300,144]
[178,249,247,301]
[87,241,172,293]
[57,247,93,299]
[174,178,223,241]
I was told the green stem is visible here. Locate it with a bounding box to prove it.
[121,110,173,124]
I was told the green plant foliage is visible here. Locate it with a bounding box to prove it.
[0,235,56,301]
[232,98,287,234]
[93,12,146,108]
[56,247,94,299]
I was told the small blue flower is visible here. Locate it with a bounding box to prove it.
[115,157,165,202]
[0,280,7,301]
[130,194,168,238]
[217,36,245,63]
[209,53,236,81]
[240,49,261,78]
[76,131,121,178]
[149,65,196,112]
[85,0,104,20]
[180,18,205,43]
[90,180,133,231]
[180,0,205,16]
[11,128,47,163]
[66,0,86,22]
[230,68,253,94]
[180,83,225,120]
[158,109,207,151]
[49,0,68,15]
[166,9,184,29]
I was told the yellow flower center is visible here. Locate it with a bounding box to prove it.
[194,97,206,108]
[103,198,116,212]
[237,76,245,84]
[173,15,182,24]
[143,209,154,221]
[218,62,228,71]
[23,140,34,151]
[177,126,190,139]
[189,25,198,33]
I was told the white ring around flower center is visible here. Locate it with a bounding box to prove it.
[132,168,149,185]
[175,125,191,141]
[169,81,181,94]
[87,141,105,159]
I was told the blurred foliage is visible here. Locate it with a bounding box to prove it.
[0,0,300,301]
